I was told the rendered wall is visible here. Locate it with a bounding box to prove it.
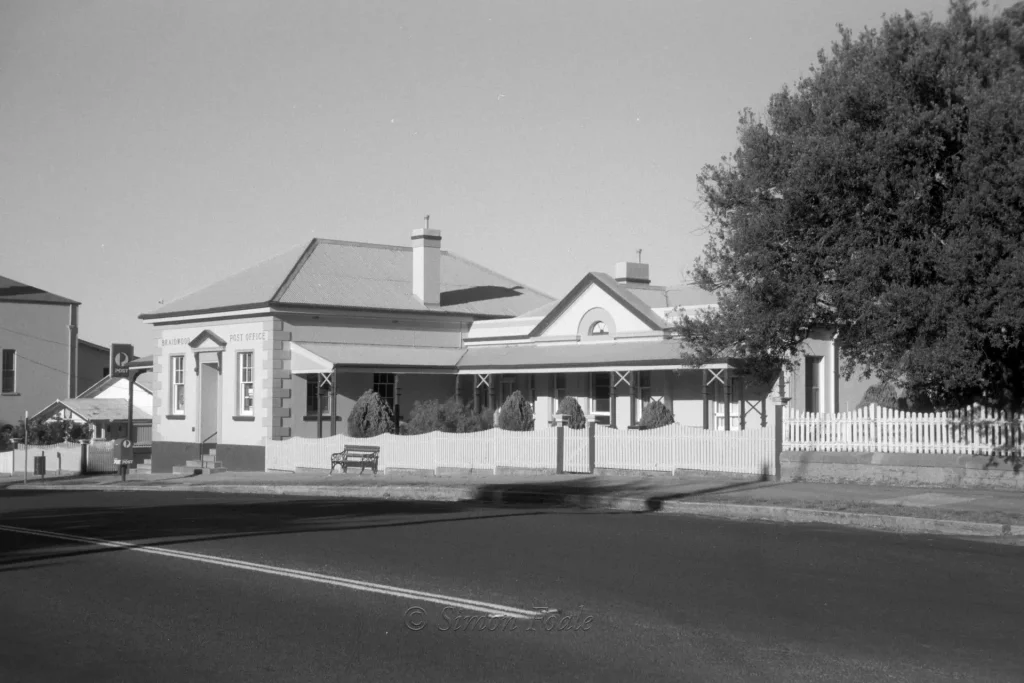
[0,301,71,429]
[150,318,275,448]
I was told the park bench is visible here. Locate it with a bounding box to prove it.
[330,445,380,475]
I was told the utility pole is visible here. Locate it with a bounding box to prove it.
[23,410,28,484]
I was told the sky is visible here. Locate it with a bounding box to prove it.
[0,0,967,353]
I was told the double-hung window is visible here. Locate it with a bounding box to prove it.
[637,371,652,407]
[306,375,332,416]
[238,352,254,416]
[373,373,396,410]
[1,350,15,394]
[170,355,185,415]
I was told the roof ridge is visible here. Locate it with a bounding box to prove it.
[271,238,320,303]
[152,240,310,311]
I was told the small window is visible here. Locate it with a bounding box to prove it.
[306,375,332,416]
[170,355,185,415]
[588,321,609,336]
[637,371,652,406]
[238,352,254,415]
[805,356,822,413]
[373,373,396,410]
[554,373,567,401]
[1,349,15,394]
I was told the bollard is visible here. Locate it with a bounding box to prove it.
[57,452,62,476]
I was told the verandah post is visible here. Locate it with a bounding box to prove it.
[555,414,565,474]
[330,369,337,437]
[701,369,709,431]
[586,415,596,474]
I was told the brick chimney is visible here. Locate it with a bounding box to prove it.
[412,223,441,305]
[614,261,650,286]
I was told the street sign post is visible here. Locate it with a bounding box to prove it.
[110,344,133,379]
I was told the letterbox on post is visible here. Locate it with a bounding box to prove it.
[113,438,134,482]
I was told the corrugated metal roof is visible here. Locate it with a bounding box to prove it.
[0,275,79,305]
[459,339,691,370]
[296,342,466,370]
[35,399,152,422]
[141,238,554,320]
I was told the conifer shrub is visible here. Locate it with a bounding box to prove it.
[497,390,534,431]
[556,396,586,429]
[347,390,395,437]
[638,400,674,429]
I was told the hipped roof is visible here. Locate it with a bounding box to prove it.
[141,239,554,320]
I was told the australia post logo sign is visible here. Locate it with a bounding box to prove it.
[110,344,134,378]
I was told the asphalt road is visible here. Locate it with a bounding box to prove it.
[1,489,1022,682]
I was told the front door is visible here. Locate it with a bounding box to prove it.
[591,373,611,425]
[199,361,220,447]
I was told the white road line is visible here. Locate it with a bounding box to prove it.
[0,524,553,619]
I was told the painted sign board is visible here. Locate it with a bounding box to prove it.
[111,344,134,378]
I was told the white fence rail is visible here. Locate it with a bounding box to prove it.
[783,403,1024,455]
[266,423,777,477]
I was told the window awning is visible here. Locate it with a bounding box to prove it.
[289,342,465,375]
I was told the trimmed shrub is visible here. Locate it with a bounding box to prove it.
[347,390,395,437]
[404,397,495,434]
[497,390,534,431]
[638,400,674,429]
[856,382,900,410]
[556,396,586,429]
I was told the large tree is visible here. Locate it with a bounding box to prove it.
[681,0,1024,411]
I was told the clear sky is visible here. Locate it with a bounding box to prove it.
[1,0,963,353]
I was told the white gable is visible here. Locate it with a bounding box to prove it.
[93,379,154,415]
[539,283,658,338]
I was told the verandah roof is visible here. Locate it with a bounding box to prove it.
[289,340,730,375]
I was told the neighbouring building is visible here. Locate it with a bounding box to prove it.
[31,373,156,445]
[0,275,109,432]
[139,229,870,473]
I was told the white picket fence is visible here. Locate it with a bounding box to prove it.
[266,422,777,476]
[783,403,1024,455]
[266,427,562,474]
[595,423,776,475]
[85,440,120,473]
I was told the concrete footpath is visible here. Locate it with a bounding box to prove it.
[4,469,1024,540]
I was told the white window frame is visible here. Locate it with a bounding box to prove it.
[1,349,15,394]
[170,355,185,415]
[238,351,254,416]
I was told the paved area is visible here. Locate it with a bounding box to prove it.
[2,489,1023,682]
[5,469,1024,528]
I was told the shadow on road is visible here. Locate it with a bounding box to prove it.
[473,466,779,511]
[0,491,552,571]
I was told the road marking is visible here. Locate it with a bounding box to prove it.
[0,524,551,619]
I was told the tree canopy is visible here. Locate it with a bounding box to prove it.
[680,0,1024,411]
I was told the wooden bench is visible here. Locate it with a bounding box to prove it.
[330,445,380,475]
